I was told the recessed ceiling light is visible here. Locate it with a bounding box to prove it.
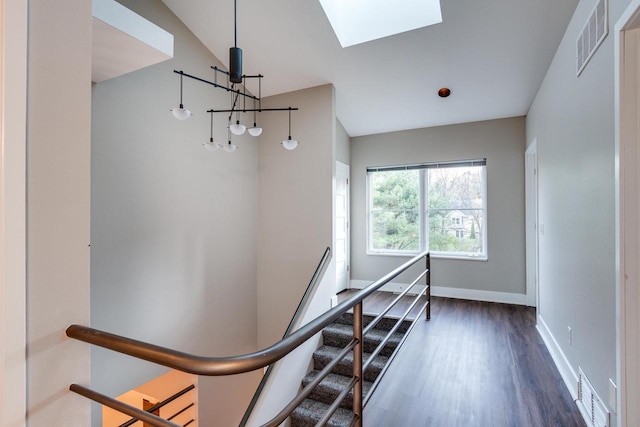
[438,87,451,98]
[318,0,442,48]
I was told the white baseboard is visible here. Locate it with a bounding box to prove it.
[535,315,585,406]
[536,315,593,425]
[349,280,528,305]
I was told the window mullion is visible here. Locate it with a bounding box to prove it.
[420,169,427,251]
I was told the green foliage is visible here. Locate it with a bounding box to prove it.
[371,171,419,250]
[370,166,484,254]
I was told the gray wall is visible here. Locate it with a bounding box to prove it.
[526,0,633,422]
[350,117,526,295]
[26,0,92,425]
[92,1,260,425]
[257,84,336,348]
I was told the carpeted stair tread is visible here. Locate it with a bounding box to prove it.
[335,313,412,333]
[290,308,418,426]
[322,323,405,357]
[301,371,373,409]
[290,399,355,427]
[313,345,387,383]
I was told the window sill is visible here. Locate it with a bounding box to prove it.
[366,251,488,262]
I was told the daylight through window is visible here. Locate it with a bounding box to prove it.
[367,159,487,258]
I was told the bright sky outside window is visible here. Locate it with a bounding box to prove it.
[318,0,443,48]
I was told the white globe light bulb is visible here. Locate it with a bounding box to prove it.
[171,105,191,120]
[229,121,246,135]
[224,142,238,153]
[204,138,220,152]
[282,138,298,151]
[248,126,263,137]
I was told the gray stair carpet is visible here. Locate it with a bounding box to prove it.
[290,313,413,427]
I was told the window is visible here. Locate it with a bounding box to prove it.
[367,159,487,259]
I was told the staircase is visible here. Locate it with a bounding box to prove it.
[290,312,414,427]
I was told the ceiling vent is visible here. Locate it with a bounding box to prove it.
[577,0,608,76]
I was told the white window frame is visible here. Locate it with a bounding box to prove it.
[367,159,488,260]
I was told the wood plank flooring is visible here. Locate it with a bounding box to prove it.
[339,291,586,427]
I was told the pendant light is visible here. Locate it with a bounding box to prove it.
[204,111,223,151]
[282,108,298,150]
[229,111,246,135]
[224,124,238,152]
[248,99,262,136]
[170,72,191,120]
[229,90,246,135]
[248,79,263,136]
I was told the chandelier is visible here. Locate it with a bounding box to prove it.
[170,0,299,152]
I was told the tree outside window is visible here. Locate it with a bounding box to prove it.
[368,160,486,258]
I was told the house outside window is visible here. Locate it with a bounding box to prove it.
[367,159,487,259]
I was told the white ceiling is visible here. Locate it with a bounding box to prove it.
[160,0,579,137]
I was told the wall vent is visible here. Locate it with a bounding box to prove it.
[577,0,608,76]
[578,367,610,427]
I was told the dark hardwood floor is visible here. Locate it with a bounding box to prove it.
[338,291,586,427]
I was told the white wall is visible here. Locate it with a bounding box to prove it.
[336,119,350,165]
[91,1,260,425]
[26,0,92,425]
[350,117,526,299]
[526,0,634,424]
[1,0,27,425]
[257,84,336,348]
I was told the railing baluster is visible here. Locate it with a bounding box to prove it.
[352,302,363,427]
[426,252,431,320]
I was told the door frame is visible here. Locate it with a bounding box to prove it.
[335,161,350,293]
[525,139,539,309]
[0,0,27,425]
[615,2,640,425]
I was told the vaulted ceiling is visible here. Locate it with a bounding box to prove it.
[160,0,579,137]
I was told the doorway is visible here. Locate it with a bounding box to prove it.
[616,2,640,425]
[336,162,350,293]
[525,140,539,309]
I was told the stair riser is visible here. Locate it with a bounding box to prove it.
[301,378,372,410]
[312,354,383,383]
[290,399,355,427]
[322,332,400,357]
[336,313,412,333]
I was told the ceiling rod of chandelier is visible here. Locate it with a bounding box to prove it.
[207,107,298,114]
[171,70,298,115]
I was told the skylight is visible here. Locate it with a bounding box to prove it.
[318,0,442,48]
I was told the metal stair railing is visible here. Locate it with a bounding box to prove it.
[66,249,430,427]
[240,246,332,426]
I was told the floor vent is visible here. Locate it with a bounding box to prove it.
[578,367,610,427]
[577,0,608,76]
